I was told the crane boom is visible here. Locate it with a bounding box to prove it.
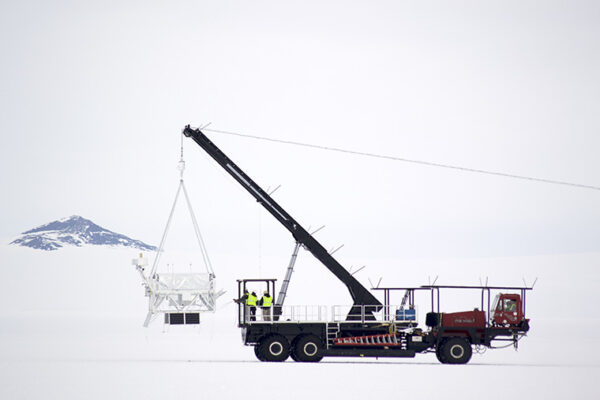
[182,125,381,309]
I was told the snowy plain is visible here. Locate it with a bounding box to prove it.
[1,1,599,398]
[1,244,598,399]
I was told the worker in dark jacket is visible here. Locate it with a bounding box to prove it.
[258,290,273,321]
[234,290,249,304]
[234,290,257,321]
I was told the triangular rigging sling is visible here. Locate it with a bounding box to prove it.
[133,135,224,327]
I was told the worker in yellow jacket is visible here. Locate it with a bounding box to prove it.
[234,290,257,322]
[259,291,273,321]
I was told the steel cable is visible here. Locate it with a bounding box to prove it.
[204,127,600,192]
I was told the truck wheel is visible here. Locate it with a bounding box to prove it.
[254,343,266,361]
[290,350,300,362]
[293,335,324,362]
[441,338,472,364]
[435,341,447,364]
[258,335,290,362]
[289,337,301,362]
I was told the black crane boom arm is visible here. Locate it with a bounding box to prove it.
[183,125,381,308]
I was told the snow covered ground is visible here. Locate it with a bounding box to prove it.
[2,1,599,398]
[0,244,598,399]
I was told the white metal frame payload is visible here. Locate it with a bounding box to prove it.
[133,139,224,327]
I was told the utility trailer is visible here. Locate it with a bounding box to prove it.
[182,125,533,364]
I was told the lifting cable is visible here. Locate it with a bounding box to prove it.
[204,127,600,192]
[150,134,215,278]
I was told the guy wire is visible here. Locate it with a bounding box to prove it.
[204,127,600,192]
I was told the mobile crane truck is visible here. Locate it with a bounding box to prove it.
[182,125,532,364]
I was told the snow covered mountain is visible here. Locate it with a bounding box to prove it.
[10,215,157,251]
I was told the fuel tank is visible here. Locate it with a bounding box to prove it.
[442,310,485,328]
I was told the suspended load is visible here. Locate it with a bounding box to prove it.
[133,137,224,326]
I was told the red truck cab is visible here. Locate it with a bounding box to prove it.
[491,293,526,327]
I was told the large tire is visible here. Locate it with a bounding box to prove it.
[440,337,472,364]
[254,343,266,361]
[292,335,324,362]
[289,337,300,362]
[257,335,290,362]
[290,350,300,362]
[435,340,447,364]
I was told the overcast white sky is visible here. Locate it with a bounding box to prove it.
[1,0,599,265]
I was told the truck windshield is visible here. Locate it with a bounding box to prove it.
[491,294,500,313]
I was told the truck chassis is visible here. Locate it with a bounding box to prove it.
[238,282,530,364]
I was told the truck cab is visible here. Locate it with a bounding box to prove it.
[491,293,526,327]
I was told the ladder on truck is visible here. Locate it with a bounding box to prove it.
[326,322,340,349]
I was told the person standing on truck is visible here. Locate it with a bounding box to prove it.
[247,291,258,321]
[258,290,273,321]
[234,290,257,322]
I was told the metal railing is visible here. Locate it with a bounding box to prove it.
[241,304,418,324]
[331,305,418,323]
[242,305,328,323]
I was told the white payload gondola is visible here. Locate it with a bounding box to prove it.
[133,138,225,327]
